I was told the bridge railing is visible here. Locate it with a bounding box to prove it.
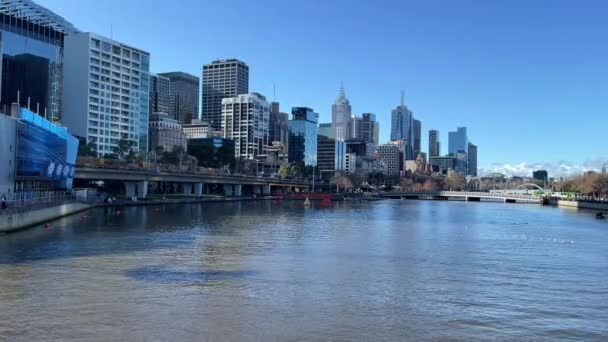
[386,191,540,200]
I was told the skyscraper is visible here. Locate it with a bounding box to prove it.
[351,115,362,139]
[289,107,318,166]
[63,32,150,154]
[413,119,421,158]
[149,74,170,115]
[317,135,346,178]
[448,127,469,155]
[390,94,414,159]
[269,102,289,150]
[222,93,269,160]
[332,84,352,140]
[202,59,249,130]
[377,144,401,176]
[318,123,333,139]
[0,0,78,121]
[356,113,377,145]
[468,142,478,176]
[158,71,199,125]
[429,130,440,157]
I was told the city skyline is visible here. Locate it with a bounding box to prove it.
[35,0,608,175]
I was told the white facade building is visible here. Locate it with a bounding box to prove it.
[332,85,352,140]
[62,32,150,155]
[222,93,270,160]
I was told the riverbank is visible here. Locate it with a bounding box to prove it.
[0,196,280,233]
[549,199,608,211]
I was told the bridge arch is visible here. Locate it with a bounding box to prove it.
[515,183,545,191]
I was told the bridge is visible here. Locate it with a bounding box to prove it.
[380,191,543,204]
[74,166,310,198]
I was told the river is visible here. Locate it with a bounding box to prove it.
[0,200,606,341]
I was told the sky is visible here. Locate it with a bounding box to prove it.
[38,0,608,176]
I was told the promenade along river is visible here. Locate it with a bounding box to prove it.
[0,200,607,341]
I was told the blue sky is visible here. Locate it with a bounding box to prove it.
[39,0,608,173]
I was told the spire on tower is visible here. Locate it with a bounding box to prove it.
[339,81,345,98]
[400,90,405,106]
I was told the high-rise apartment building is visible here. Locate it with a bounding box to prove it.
[288,107,318,166]
[202,59,249,130]
[149,74,170,115]
[448,127,468,155]
[221,93,269,160]
[429,129,440,157]
[63,32,150,154]
[158,71,199,125]
[377,144,401,176]
[467,142,478,176]
[332,85,352,140]
[0,0,79,120]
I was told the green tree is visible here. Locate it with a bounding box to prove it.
[78,141,98,157]
[112,139,134,160]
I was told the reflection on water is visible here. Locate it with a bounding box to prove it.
[0,200,607,341]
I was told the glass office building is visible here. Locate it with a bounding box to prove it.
[0,0,78,120]
[288,107,318,167]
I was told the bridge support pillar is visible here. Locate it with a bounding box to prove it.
[262,184,271,195]
[254,185,261,195]
[224,184,242,197]
[234,184,242,197]
[138,181,148,199]
[194,183,204,197]
[183,183,193,196]
[125,181,148,199]
[125,182,136,198]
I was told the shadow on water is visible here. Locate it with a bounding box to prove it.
[126,265,257,283]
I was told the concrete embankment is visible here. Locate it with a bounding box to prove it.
[549,199,608,211]
[0,196,280,233]
[0,203,93,233]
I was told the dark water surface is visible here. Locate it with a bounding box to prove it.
[0,200,607,341]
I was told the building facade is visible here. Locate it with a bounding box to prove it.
[390,100,414,160]
[0,113,17,194]
[429,129,440,157]
[377,144,401,176]
[221,93,269,160]
[149,74,170,115]
[62,32,150,154]
[318,123,333,139]
[467,142,478,176]
[269,102,289,150]
[0,0,79,121]
[317,135,346,178]
[182,119,220,139]
[148,113,186,153]
[158,71,199,125]
[202,59,249,130]
[360,113,377,145]
[413,119,421,158]
[331,85,352,140]
[448,127,468,155]
[430,156,457,174]
[533,169,548,182]
[288,107,318,166]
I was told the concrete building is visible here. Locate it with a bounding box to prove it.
[148,113,186,153]
[149,74,170,115]
[158,71,199,125]
[317,135,346,179]
[288,107,318,166]
[202,59,249,130]
[62,32,150,154]
[331,85,352,140]
[413,119,421,158]
[468,142,478,176]
[377,144,401,176]
[0,113,17,195]
[182,119,217,139]
[318,123,333,139]
[221,92,269,160]
[430,156,457,174]
[448,127,468,155]
[429,129,440,157]
[269,102,289,150]
[0,0,79,121]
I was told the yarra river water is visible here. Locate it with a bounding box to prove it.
[0,200,607,341]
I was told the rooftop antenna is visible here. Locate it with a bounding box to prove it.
[273,83,276,102]
[400,90,405,106]
[339,81,345,97]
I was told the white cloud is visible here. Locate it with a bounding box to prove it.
[480,157,608,178]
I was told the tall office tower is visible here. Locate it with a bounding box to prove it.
[269,102,289,149]
[351,115,362,139]
[221,93,269,160]
[429,129,440,157]
[63,32,150,154]
[360,113,377,145]
[332,84,352,140]
[448,127,469,155]
[317,135,346,178]
[0,0,78,121]
[202,59,249,130]
[158,71,199,125]
[149,74,170,115]
[289,107,318,166]
[413,119,421,158]
[374,123,380,145]
[390,93,414,159]
[467,142,478,176]
[318,123,333,138]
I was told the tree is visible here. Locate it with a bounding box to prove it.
[78,141,98,157]
[278,164,291,178]
[400,177,415,191]
[422,179,439,191]
[446,172,466,191]
[112,139,134,160]
[335,174,353,190]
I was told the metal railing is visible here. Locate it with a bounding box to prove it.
[0,191,78,215]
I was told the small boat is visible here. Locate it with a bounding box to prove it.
[596,212,605,220]
[303,197,311,206]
